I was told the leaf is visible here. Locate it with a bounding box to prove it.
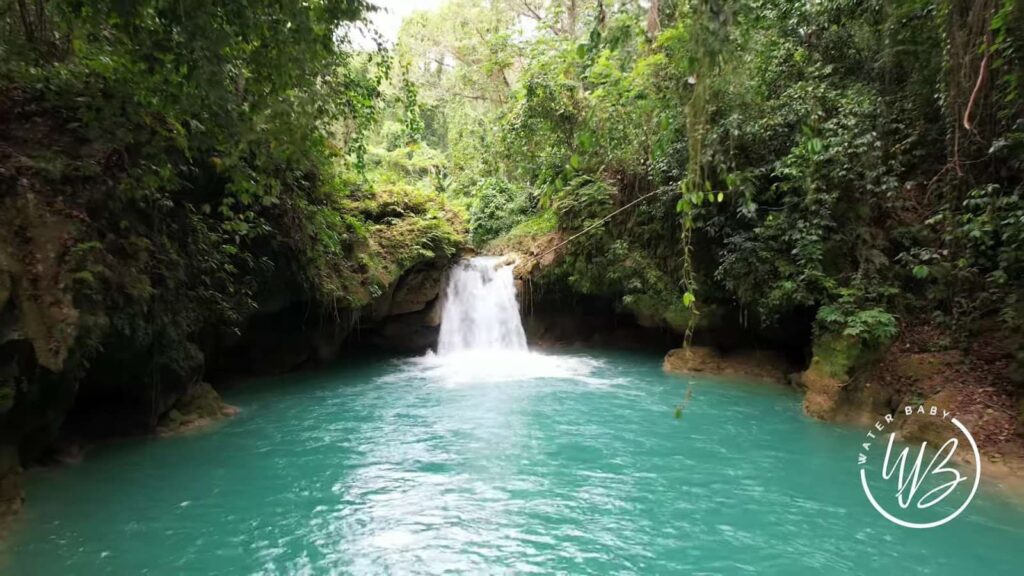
[912,265,930,279]
[682,291,696,308]
[577,132,594,151]
[717,192,724,202]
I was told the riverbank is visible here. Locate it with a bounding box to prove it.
[661,336,1024,496]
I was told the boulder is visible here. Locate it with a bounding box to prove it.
[156,382,237,436]
[389,267,445,316]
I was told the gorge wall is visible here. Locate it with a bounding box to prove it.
[0,245,454,518]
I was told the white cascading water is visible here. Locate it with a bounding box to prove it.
[437,257,527,354]
[397,255,598,386]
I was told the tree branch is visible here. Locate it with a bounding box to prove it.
[962,30,992,132]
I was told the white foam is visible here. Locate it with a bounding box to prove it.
[407,349,602,386]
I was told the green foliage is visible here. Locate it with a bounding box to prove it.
[0,0,468,413]
[468,178,532,245]
[388,0,1023,366]
[817,305,899,347]
[502,211,559,240]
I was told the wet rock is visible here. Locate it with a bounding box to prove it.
[663,346,789,385]
[389,267,445,316]
[495,254,517,269]
[367,262,449,351]
[369,279,399,321]
[801,366,845,420]
[156,382,236,436]
[372,306,441,351]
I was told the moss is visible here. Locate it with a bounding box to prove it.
[802,330,891,420]
[810,332,865,380]
[621,293,721,335]
[892,351,962,382]
[312,182,467,308]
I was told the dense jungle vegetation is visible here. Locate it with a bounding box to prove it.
[1,0,1023,505]
[387,0,1023,374]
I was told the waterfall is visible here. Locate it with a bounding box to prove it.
[437,256,527,355]
[408,255,595,385]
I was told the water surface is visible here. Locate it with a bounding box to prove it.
[5,349,1023,574]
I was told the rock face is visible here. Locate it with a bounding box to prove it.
[662,346,790,385]
[371,302,443,351]
[369,262,447,351]
[0,202,86,518]
[389,268,445,316]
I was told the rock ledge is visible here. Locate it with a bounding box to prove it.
[663,346,789,385]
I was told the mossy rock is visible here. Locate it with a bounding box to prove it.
[175,382,228,420]
[662,300,691,333]
[156,382,235,435]
[389,266,445,315]
[809,332,864,380]
[801,332,889,421]
[0,196,81,373]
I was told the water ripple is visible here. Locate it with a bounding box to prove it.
[5,350,1024,574]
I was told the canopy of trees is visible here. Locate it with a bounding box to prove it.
[382,0,1022,369]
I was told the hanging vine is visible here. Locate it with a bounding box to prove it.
[678,0,731,350]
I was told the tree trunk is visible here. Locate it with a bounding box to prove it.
[647,0,661,37]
